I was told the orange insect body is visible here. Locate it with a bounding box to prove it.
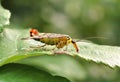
[29,29,79,52]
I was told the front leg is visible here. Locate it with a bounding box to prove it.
[30,44,46,49]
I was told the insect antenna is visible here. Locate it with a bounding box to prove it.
[21,37,40,40]
[74,37,108,42]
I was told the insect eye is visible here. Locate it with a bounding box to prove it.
[30,29,39,37]
[30,31,33,37]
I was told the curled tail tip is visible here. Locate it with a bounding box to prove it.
[71,40,79,52]
[77,49,79,52]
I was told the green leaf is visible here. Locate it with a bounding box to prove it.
[17,55,86,82]
[0,1,11,32]
[0,63,69,82]
[0,28,86,82]
[76,42,120,67]
[1,28,120,82]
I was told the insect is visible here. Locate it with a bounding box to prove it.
[22,28,79,52]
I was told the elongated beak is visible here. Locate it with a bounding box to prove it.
[21,36,40,40]
[21,37,31,40]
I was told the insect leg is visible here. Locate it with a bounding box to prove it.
[65,44,68,51]
[30,44,46,48]
[56,41,65,48]
[40,44,46,47]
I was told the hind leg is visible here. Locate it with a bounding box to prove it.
[56,41,65,51]
[53,42,69,54]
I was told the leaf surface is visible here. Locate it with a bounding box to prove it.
[0,63,69,82]
[0,2,11,32]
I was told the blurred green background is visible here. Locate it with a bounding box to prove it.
[1,0,120,82]
[2,0,120,45]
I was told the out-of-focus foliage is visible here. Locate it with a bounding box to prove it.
[1,0,120,82]
[0,63,69,82]
[2,0,120,45]
[0,0,10,32]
